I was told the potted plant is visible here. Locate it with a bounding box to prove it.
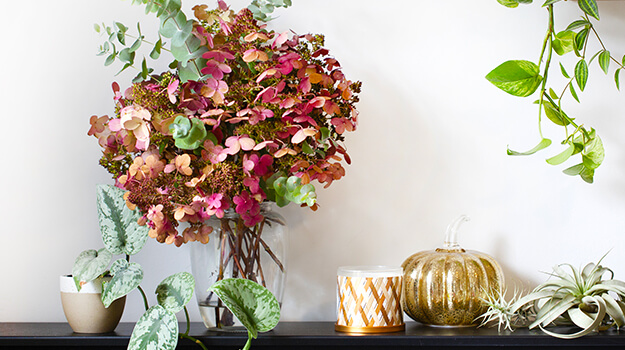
[60,183,148,333]
[486,0,623,183]
[65,184,280,349]
[88,0,361,328]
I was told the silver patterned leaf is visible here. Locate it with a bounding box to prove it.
[128,305,179,350]
[209,278,281,338]
[155,272,195,313]
[101,258,143,308]
[96,184,149,256]
[72,248,112,290]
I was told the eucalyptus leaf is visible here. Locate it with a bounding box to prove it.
[155,272,195,313]
[97,184,149,256]
[507,138,552,156]
[486,60,542,97]
[101,259,143,308]
[128,305,179,350]
[209,278,281,339]
[72,248,113,290]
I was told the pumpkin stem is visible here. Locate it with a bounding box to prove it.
[444,215,470,249]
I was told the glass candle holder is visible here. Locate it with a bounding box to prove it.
[335,266,404,333]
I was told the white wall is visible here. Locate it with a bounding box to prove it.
[1,0,624,323]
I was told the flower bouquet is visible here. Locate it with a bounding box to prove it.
[89,0,360,328]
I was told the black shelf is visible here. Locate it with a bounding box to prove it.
[1,322,624,349]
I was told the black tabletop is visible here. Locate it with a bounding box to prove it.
[1,321,624,349]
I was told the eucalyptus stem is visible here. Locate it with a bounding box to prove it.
[137,285,149,311]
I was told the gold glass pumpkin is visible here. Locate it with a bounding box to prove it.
[401,215,504,326]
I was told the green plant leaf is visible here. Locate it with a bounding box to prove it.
[486,60,542,97]
[104,53,116,66]
[543,100,570,126]
[582,133,604,170]
[129,37,143,53]
[615,69,621,90]
[118,48,135,64]
[546,143,575,165]
[507,138,552,156]
[574,28,589,52]
[497,0,533,7]
[128,305,179,350]
[209,278,281,339]
[598,50,611,74]
[72,248,112,290]
[578,0,600,20]
[566,19,590,31]
[563,163,584,176]
[155,272,195,313]
[150,37,162,60]
[569,83,580,102]
[575,59,589,91]
[552,30,575,56]
[559,63,570,79]
[97,184,149,256]
[101,259,143,308]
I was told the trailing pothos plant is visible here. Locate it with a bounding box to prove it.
[487,0,624,183]
[72,184,280,350]
[477,254,625,338]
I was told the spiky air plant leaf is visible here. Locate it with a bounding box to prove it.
[478,254,625,339]
[476,288,532,332]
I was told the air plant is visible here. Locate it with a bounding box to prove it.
[477,255,625,338]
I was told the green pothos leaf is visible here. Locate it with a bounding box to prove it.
[546,143,575,165]
[507,138,552,156]
[486,60,542,97]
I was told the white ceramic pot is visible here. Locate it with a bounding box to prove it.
[59,275,125,333]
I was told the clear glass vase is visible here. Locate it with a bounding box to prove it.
[189,203,287,330]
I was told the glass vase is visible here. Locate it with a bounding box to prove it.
[189,203,287,330]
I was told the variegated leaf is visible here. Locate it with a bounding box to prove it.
[72,248,112,290]
[155,272,195,313]
[101,259,143,308]
[209,278,281,338]
[128,305,179,350]
[96,184,148,256]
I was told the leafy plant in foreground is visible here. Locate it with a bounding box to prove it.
[487,0,624,183]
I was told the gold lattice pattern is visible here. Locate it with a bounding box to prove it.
[337,276,403,328]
